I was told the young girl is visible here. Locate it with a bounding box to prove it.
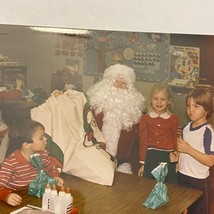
[176,88,214,214]
[138,83,179,184]
[0,120,64,206]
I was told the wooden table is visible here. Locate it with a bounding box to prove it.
[0,172,202,214]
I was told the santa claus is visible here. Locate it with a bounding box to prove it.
[86,64,145,173]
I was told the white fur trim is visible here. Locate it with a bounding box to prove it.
[103,64,136,86]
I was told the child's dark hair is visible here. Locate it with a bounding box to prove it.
[6,120,45,155]
[186,88,213,119]
[19,119,45,144]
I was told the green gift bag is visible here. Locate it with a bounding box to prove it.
[143,162,169,209]
[28,153,56,198]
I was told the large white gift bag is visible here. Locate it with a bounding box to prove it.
[31,90,116,186]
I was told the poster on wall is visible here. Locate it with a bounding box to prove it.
[169,45,200,84]
[53,34,85,91]
[84,30,170,82]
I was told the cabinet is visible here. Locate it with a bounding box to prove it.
[0,66,27,87]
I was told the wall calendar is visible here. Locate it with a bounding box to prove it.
[169,45,200,83]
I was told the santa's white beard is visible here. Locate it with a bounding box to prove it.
[87,82,145,157]
[102,111,122,156]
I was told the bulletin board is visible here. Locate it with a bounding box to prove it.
[169,45,200,82]
[84,30,170,82]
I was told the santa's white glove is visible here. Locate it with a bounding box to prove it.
[123,119,133,131]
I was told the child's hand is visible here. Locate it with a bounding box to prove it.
[169,151,179,162]
[138,164,144,177]
[54,176,64,187]
[177,138,192,154]
[5,193,22,206]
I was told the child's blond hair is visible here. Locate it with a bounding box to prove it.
[148,83,173,113]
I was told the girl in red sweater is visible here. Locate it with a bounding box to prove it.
[138,83,179,184]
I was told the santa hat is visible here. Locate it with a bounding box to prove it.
[103,64,136,85]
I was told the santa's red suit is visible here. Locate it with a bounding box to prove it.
[94,111,139,161]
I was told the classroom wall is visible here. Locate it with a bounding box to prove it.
[0,26,65,94]
[2,25,214,126]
